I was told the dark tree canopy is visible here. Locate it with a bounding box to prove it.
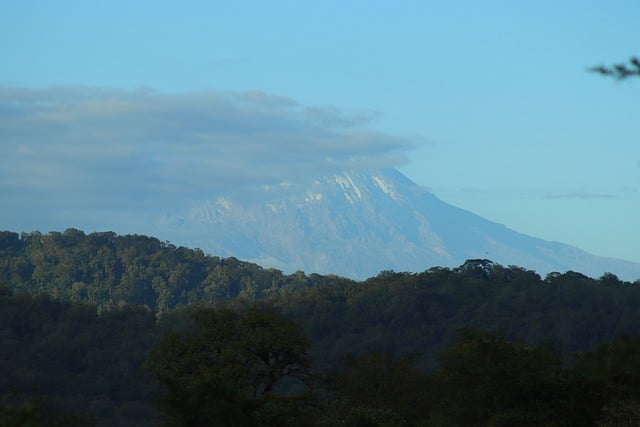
[5,229,640,425]
[147,306,314,426]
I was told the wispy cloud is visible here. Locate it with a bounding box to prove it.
[544,192,617,200]
[0,86,415,230]
[447,187,626,201]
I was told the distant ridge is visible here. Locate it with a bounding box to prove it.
[160,168,640,281]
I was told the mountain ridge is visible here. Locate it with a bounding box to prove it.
[158,168,640,281]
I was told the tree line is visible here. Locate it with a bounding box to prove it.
[3,229,640,425]
[0,229,337,315]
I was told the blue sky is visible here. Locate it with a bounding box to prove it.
[1,0,639,263]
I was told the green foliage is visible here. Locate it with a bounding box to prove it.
[571,335,640,424]
[597,399,640,427]
[0,399,93,427]
[428,328,568,426]
[0,289,160,426]
[323,352,430,426]
[147,306,314,426]
[5,228,640,425]
[320,404,410,427]
[575,335,640,398]
[0,229,324,314]
[272,261,640,373]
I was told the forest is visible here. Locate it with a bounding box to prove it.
[2,229,640,426]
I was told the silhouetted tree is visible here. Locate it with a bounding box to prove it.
[589,57,640,79]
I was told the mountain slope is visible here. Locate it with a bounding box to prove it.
[160,169,640,281]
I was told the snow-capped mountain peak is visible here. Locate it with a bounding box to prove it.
[159,168,640,281]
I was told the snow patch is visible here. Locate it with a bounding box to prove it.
[266,203,278,212]
[344,174,363,200]
[305,192,324,202]
[372,175,399,200]
[217,197,232,210]
[333,173,363,204]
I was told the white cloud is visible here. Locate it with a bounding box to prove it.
[0,86,415,231]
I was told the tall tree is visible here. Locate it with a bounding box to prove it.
[147,306,313,426]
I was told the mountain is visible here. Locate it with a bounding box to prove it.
[159,168,640,281]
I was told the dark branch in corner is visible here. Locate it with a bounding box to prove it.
[588,57,640,80]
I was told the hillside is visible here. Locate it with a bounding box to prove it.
[3,232,640,425]
[2,229,640,360]
[0,229,336,315]
[0,237,640,426]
